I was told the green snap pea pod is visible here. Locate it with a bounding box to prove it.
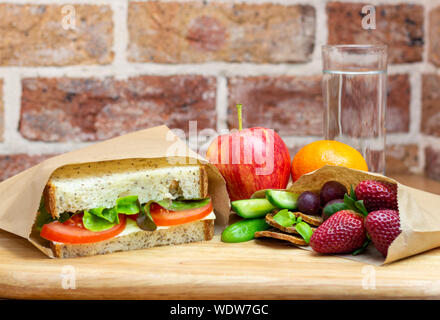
[231,198,276,219]
[221,218,270,243]
[265,190,299,210]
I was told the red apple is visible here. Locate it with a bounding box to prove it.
[206,126,291,201]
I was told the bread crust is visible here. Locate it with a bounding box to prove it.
[43,182,58,218]
[50,219,215,258]
[199,165,209,199]
[203,218,214,240]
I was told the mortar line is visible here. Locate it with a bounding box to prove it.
[311,0,327,63]
[110,0,129,73]
[216,76,229,132]
[0,63,436,78]
[2,74,30,154]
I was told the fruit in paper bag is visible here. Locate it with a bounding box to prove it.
[365,209,401,257]
[297,191,321,215]
[322,199,345,221]
[320,181,348,206]
[355,180,398,212]
[310,210,367,254]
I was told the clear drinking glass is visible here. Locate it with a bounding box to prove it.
[322,45,388,174]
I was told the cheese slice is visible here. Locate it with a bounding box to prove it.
[115,211,216,238]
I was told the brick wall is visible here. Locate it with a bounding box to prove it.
[0,0,439,182]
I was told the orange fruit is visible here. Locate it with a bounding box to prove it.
[291,140,368,181]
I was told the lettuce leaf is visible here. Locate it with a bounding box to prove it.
[35,199,69,231]
[135,201,157,231]
[82,196,140,231]
[271,209,313,244]
[295,222,313,244]
[115,196,140,214]
[272,209,296,227]
[83,210,117,232]
[88,207,119,224]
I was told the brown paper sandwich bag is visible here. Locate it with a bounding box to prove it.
[0,125,230,258]
[284,165,440,265]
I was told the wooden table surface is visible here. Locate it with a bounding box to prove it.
[0,174,439,300]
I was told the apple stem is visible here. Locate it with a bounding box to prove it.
[237,103,243,131]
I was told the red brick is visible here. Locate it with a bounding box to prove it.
[386,74,410,133]
[385,144,419,174]
[422,74,440,137]
[425,147,440,181]
[0,154,55,182]
[429,6,440,67]
[327,3,424,64]
[228,76,323,136]
[128,2,315,63]
[0,4,113,66]
[19,76,217,142]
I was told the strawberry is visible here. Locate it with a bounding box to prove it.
[355,180,398,212]
[310,210,367,254]
[365,209,401,257]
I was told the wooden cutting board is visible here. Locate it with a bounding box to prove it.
[1,174,440,300]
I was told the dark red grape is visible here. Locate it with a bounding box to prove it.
[297,191,320,215]
[320,181,347,206]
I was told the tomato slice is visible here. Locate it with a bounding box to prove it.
[40,213,126,244]
[128,199,213,227]
[151,200,213,226]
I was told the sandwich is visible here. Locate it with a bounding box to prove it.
[33,158,215,258]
